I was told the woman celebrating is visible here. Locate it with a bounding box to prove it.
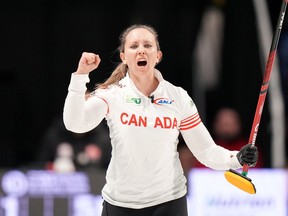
[63,24,258,216]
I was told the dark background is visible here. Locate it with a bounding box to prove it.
[0,0,286,168]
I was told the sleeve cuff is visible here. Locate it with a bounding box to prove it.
[230,151,242,169]
[68,73,90,93]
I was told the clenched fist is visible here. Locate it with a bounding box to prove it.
[75,52,101,75]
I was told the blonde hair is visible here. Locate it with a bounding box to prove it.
[95,24,161,89]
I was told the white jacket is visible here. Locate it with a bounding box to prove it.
[63,69,241,209]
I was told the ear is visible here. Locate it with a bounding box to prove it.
[156,51,163,64]
[120,52,126,64]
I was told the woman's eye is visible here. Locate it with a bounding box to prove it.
[130,45,138,49]
[144,44,152,48]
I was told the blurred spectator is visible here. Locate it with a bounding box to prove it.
[37,117,111,171]
[178,107,264,173]
[37,91,111,171]
[38,118,111,170]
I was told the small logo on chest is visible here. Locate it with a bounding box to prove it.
[126,95,141,105]
[154,98,174,105]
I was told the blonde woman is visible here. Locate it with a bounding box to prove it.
[63,24,258,216]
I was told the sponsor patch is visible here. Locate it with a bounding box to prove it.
[126,95,141,105]
[154,98,174,105]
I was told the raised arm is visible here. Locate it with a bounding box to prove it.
[63,52,107,133]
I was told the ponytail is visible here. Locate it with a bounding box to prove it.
[95,63,128,89]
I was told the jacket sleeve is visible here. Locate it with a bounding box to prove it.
[63,73,108,133]
[180,122,242,170]
[178,88,241,170]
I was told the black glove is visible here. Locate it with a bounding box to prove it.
[236,144,258,167]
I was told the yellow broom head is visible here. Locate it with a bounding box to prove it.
[224,169,256,194]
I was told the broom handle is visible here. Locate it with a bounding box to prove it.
[242,0,288,175]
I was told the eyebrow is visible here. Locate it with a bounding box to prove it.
[129,39,154,45]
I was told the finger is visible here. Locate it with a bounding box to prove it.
[86,54,96,64]
[95,54,101,64]
[244,151,257,156]
[87,54,101,66]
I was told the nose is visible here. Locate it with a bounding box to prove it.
[138,46,146,55]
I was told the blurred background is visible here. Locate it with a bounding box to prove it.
[0,0,287,169]
[0,0,288,215]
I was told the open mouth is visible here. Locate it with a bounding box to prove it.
[137,60,147,66]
